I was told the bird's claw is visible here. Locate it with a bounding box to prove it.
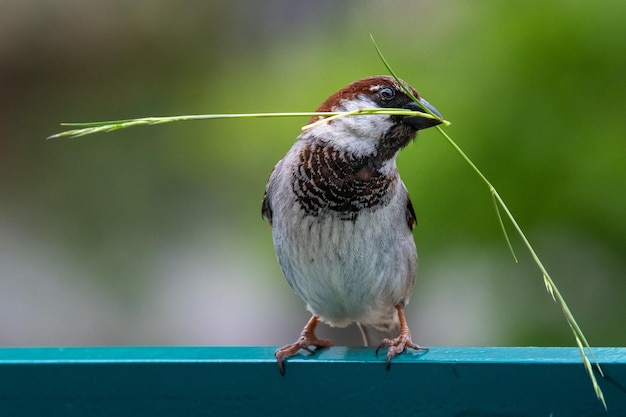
[275,316,333,375]
[376,332,425,369]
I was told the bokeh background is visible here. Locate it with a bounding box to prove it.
[1,1,624,348]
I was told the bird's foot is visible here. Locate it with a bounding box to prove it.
[375,330,425,368]
[375,304,427,368]
[275,316,333,375]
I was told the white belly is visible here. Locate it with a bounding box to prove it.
[272,196,417,328]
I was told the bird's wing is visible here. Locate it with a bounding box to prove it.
[406,193,417,231]
[261,161,283,226]
[261,188,273,226]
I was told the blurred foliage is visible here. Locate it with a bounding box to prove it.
[0,0,624,347]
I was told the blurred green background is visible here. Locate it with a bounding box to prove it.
[1,0,624,348]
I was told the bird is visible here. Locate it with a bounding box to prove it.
[261,75,443,374]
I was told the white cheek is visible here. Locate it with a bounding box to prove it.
[307,96,393,157]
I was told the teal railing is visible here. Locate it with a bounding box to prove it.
[0,346,624,416]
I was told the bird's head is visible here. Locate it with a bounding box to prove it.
[304,75,443,159]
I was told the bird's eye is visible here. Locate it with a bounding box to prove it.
[379,87,395,100]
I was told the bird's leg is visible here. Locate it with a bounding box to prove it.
[376,303,426,368]
[275,315,333,375]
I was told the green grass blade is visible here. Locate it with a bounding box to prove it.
[492,192,518,263]
[48,110,447,140]
[300,108,442,130]
[48,113,328,139]
[447,126,606,408]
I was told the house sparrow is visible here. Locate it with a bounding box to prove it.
[262,75,443,374]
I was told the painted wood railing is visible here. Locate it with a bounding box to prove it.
[0,346,625,416]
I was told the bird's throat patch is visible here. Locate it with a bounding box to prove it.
[292,141,397,220]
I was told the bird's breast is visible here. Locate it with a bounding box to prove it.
[291,141,397,220]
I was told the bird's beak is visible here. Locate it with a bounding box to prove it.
[402,97,443,131]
